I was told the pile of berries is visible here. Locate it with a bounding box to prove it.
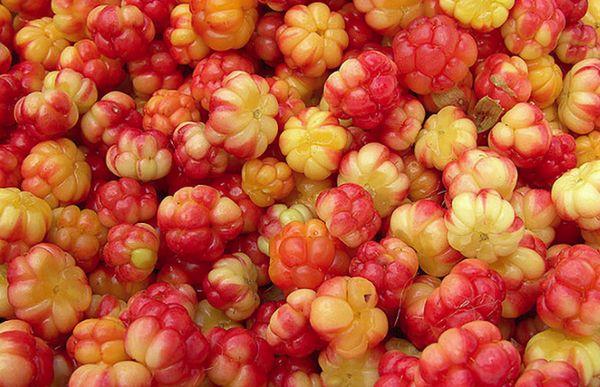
[0,0,599,385]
